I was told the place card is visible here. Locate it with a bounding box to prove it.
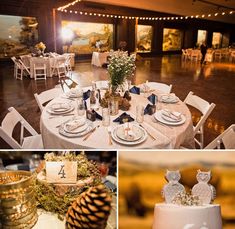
[46,161,77,184]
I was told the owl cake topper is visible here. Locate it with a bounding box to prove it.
[162,170,216,205]
[162,170,185,203]
[192,170,216,204]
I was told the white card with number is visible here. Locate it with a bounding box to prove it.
[46,161,77,184]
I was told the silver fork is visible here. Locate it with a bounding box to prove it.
[107,126,113,145]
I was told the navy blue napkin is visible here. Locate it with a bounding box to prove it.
[148,93,158,104]
[84,100,88,110]
[144,104,152,115]
[129,86,140,95]
[83,90,91,100]
[93,110,103,120]
[113,112,134,124]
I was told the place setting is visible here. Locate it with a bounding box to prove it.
[46,102,75,118]
[62,88,83,100]
[154,108,186,126]
[111,122,148,146]
[159,93,179,104]
[58,116,95,138]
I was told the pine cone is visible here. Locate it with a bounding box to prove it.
[66,185,112,229]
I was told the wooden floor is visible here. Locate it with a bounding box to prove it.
[0,55,235,149]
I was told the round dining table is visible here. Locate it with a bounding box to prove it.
[40,88,195,149]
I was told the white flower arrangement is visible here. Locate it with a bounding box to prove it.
[107,51,136,93]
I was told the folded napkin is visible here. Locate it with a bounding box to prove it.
[113,112,134,124]
[51,103,70,111]
[148,93,158,104]
[129,86,140,95]
[65,118,86,131]
[161,93,177,102]
[162,109,181,121]
[123,123,136,140]
[144,104,156,115]
[83,90,91,100]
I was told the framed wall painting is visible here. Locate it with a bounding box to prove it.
[163,28,182,51]
[0,14,38,58]
[61,20,113,54]
[197,30,207,45]
[136,25,152,53]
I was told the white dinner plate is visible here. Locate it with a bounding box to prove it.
[116,124,143,142]
[47,103,74,115]
[154,110,186,126]
[160,94,179,103]
[64,119,88,134]
[161,110,182,123]
[59,119,94,138]
[111,124,147,145]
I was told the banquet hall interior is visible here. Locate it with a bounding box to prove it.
[0,0,235,149]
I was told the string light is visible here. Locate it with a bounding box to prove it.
[57,0,234,21]
[57,0,81,11]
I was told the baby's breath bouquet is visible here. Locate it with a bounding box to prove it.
[107,51,136,94]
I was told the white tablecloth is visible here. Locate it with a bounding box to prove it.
[21,53,75,79]
[40,89,194,149]
[91,52,109,67]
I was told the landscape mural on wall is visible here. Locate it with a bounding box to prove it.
[61,20,113,54]
[163,28,182,51]
[0,15,38,58]
[212,32,222,49]
[136,25,152,52]
[197,30,207,46]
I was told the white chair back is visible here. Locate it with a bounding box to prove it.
[34,88,62,112]
[205,124,235,149]
[184,91,216,148]
[56,56,67,78]
[33,58,46,80]
[0,107,38,149]
[145,82,172,94]
[20,55,31,68]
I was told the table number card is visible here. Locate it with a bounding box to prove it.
[46,161,77,184]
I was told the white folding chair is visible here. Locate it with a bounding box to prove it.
[11,57,30,80]
[184,91,216,149]
[205,124,235,149]
[20,55,31,70]
[0,107,43,149]
[34,88,62,112]
[64,54,73,77]
[52,56,67,79]
[144,82,172,94]
[33,58,46,80]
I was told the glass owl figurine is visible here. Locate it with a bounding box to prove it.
[162,170,185,203]
[192,170,216,204]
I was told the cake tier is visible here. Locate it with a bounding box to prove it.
[152,203,222,229]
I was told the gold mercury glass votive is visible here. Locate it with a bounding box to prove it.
[0,171,38,229]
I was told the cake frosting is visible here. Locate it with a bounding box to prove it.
[152,203,222,229]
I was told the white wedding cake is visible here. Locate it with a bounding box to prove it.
[152,170,222,229]
[152,203,222,229]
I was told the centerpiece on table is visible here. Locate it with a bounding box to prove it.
[35,41,46,56]
[102,51,136,115]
